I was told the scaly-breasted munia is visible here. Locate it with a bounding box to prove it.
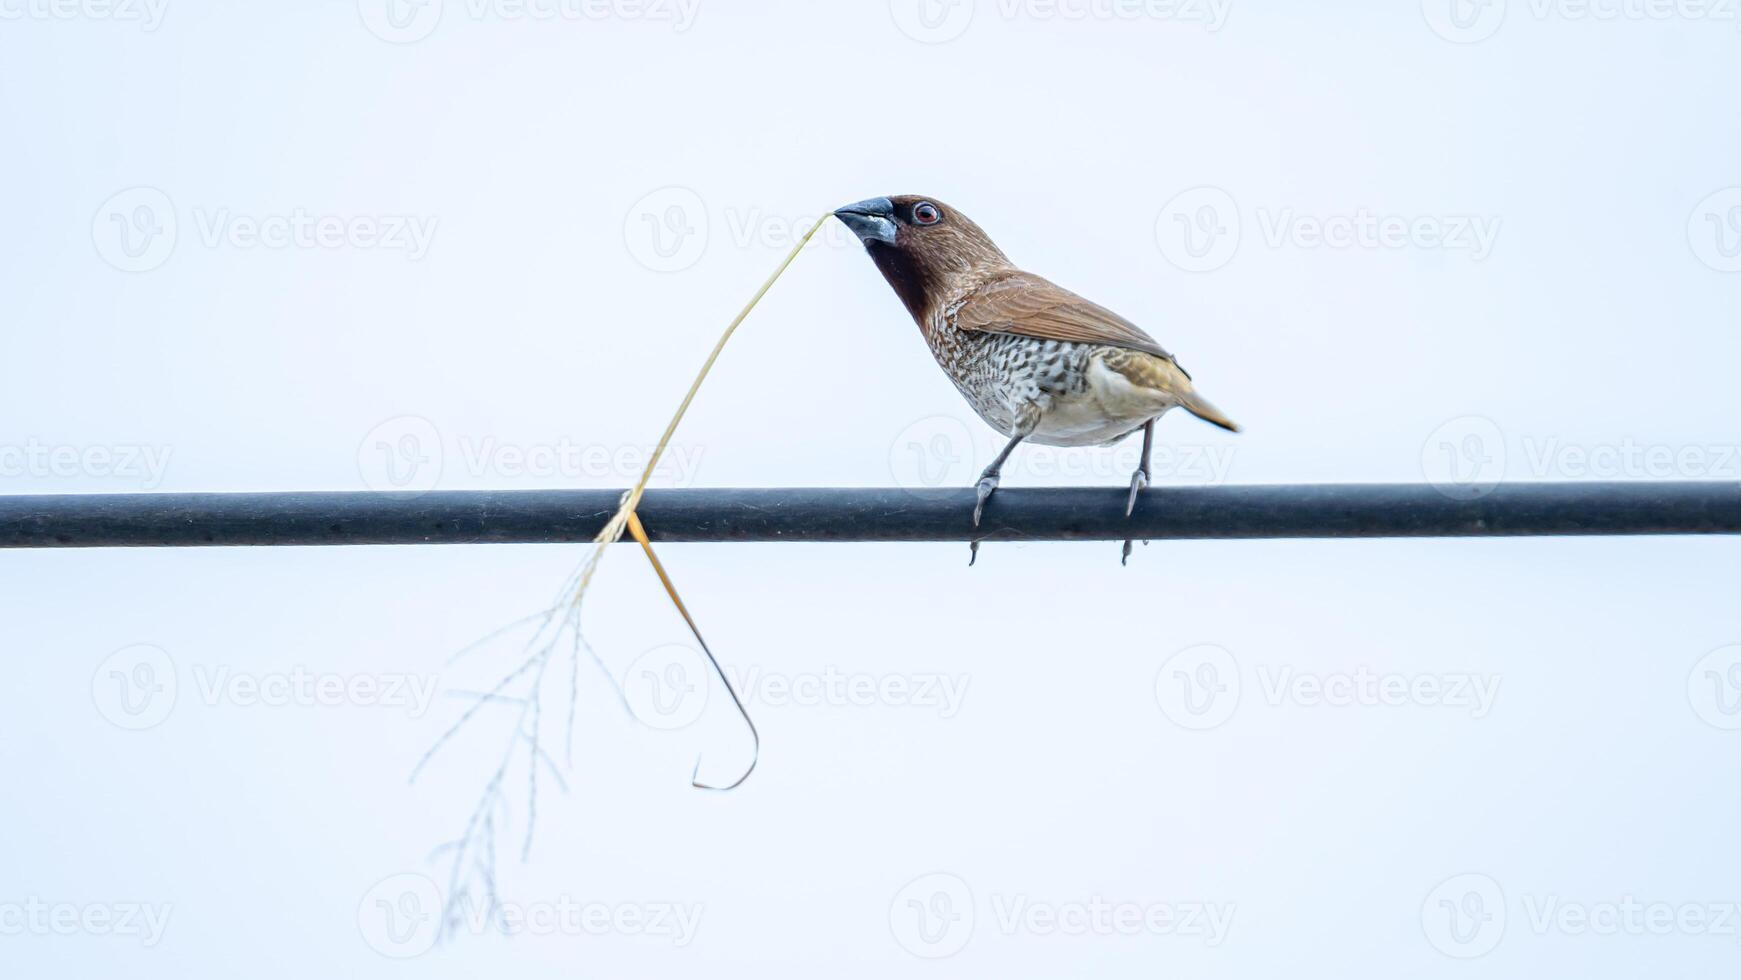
[834,195,1240,564]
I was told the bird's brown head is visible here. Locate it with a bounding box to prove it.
[834,195,1012,322]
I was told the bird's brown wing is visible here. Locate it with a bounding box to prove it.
[949,271,1180,367]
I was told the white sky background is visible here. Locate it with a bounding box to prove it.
[3,0,1741,975]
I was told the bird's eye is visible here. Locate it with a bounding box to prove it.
[912,202,941,226]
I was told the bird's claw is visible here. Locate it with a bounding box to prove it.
[1124,467,1151,565]
[969,474,1001,567]
[972,474,1000,528]
[1125,468,1149,518]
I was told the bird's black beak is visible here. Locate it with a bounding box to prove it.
[833,196,897,246]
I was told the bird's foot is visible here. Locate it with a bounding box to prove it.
[1125,467,1149,517]
[1123,468,1151,565]
[972,474,1000,527]
[969,473,1001,567]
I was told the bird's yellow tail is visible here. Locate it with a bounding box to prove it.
[1103,349,1242,434]
[1181,391,1241,433]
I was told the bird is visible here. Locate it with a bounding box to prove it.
[833,195,1240,564]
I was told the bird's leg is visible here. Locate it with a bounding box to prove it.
[972,435,1023,526]
[970,413,1038,566]
[1122,419,1155,566]
[1125,419,1155,517]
